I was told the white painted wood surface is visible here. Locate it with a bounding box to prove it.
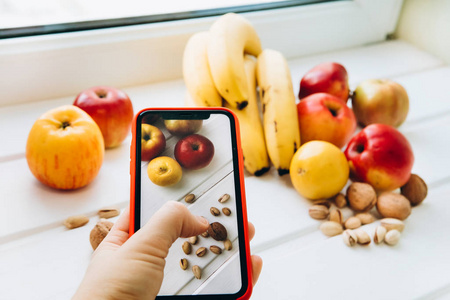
[0,40,449,299]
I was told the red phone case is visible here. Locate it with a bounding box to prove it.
[129,107,252,299]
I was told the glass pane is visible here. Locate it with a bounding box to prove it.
[0,0,334,38]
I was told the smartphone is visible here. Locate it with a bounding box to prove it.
[129,107,252,299]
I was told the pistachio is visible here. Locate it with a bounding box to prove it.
[210,245,222,255]
[380,218,405,232]
[189,236,198,245]
[319,221,343,237]
[309,205,329,220]
[329,209,343,225]
[345,217,362,230]
[377,192,411,220]
[185,193,196,204]
[210,207,220,216]
[354,229,371,245]
[334,193,347,208]
[196,247,207,257]
[192,265,202,279]
[64,215,89,229]
[224,239,233,250]
[182,241,192,254]
[347,182,377,211]
[218,193,230,203]
[312,199,331,208]
[384,229,401,245]
[180,258,188,270]
[401,174,427,206]
[355,212,376,225]
[222,207,231,216]
[343,230,358,247]
[98,207,120,219]
[207,222,228,241]
[201,231,210,238]
[374,226,387,244]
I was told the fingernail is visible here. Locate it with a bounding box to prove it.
[197,216,209,226]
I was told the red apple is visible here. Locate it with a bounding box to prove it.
[352,79,409,127]
[174,134,214,170]
[344,124,414,191]
[299,62,349,102]
[141,124,166,161]
[74,86,134,148]
[164,119,203,136]
[297,93,356,148]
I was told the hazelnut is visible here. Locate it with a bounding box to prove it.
[333,193,347,208]
[207,222,228,241]
[376,192,411,220]
[401,174,427,206]
[90,219,113,250]
[346,182,377,211]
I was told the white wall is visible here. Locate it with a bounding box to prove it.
[396,0,450,64]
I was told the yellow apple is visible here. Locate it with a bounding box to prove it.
[147,156,182,186]
[26,105,104,190]
[290,141,349,200]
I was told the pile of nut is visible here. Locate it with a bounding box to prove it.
[181,193,233,279]
[309,174,427,247]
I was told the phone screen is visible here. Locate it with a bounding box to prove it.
[133,109,248,297]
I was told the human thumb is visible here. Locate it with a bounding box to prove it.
[124,201,209,259]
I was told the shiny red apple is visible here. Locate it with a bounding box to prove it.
[352,79,409,127]
[297,93,356,148]
[344,124,414,191]
[299,62,349,102]
[141,124,166,161]
[74,86,134,148]
[174,134,214,170]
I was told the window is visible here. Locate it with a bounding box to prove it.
[0,0,403,107]
[0,0,331,38]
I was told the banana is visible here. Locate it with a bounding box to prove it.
[225,56,270,176]
[183,32,223,107]
[207,13,262,110]
[256,49,301,176]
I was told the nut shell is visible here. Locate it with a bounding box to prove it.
[320,221,343,237]
[329,209,343,224]
[334,193,347,208]
[347,182,377,211]
[309,205,329,220]
[89,219,113,250]
[355,212,376,225]
[344,217,362,229]
[207,222,228,241]
[401,174,427,206]
[377,192,411,220]
[64,215,89,229]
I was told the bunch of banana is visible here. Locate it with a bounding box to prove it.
[207,13,262,109]
[224,56,270,176]
[256,49,301,176]
[182,14,300,177]
[183,32,223,107]
[183,13,262,110]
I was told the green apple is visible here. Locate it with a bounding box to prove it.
[352,79,409,127]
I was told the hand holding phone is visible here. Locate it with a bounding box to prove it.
[74,108,261,300]
[130,108,255,299]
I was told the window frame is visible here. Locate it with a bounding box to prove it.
[0,0,403,107]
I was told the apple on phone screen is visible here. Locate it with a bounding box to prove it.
[130,108,252,299]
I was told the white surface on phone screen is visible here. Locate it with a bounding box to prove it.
[140,114,242,295]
